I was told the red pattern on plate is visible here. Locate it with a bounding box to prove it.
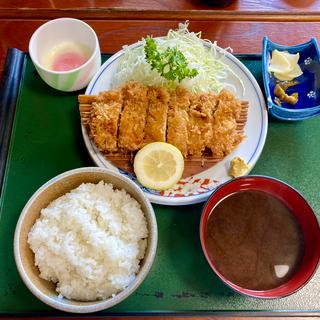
[160,177,220,197]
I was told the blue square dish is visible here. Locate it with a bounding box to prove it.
[262,36,320,121]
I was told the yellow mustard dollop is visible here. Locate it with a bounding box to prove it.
[229,156,250,178]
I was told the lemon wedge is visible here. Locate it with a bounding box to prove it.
[133,142,184,190]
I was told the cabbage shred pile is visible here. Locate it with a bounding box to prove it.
[113,22,235,93]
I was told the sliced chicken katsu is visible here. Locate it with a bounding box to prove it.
[89,88,123,153]
[118,82,149,151]
[188,93,217,156]
[167,86,190,157]
[210,89,245,158]
[144,86,170,144]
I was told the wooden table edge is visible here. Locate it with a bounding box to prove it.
[1,8,320,22]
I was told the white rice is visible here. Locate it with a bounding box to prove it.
[27,181,148,301]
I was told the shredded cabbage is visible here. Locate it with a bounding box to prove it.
[113,22,243,94]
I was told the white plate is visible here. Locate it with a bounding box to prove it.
[83,41,268,205]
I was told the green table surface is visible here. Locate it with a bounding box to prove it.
[0,54,319,316]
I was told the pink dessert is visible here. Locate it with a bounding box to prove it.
[51,52,88,71]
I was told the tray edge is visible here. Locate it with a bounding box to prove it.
[0,48,26,196]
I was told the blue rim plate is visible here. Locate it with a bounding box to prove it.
[83,40,268,205]
[262,36,320,121]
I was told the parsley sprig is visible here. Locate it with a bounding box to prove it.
[144,37,198,82]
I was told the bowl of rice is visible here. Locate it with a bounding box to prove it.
[14,167,157,313]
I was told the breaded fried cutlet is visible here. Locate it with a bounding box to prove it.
[118,82,149,151]
[167,87,190,157]
[210,89,244,158]
[89,89,123,153]
[81,82,248,162]
[216,89,242,119]
[188,93,217,156]
[144,86,170,144]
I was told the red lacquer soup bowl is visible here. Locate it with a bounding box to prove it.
[200,176,320,298]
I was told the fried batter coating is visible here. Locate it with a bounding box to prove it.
[144,86,170,144]
[167,87,190,157]
[210,90,244,158]
[89,89,123,153]
[85,83,248,160]
[188,93,217,156]
[118,82,149,151]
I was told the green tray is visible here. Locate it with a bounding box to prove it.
[0,51,319,316]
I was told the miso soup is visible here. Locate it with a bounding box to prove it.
[204,190,304,290]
